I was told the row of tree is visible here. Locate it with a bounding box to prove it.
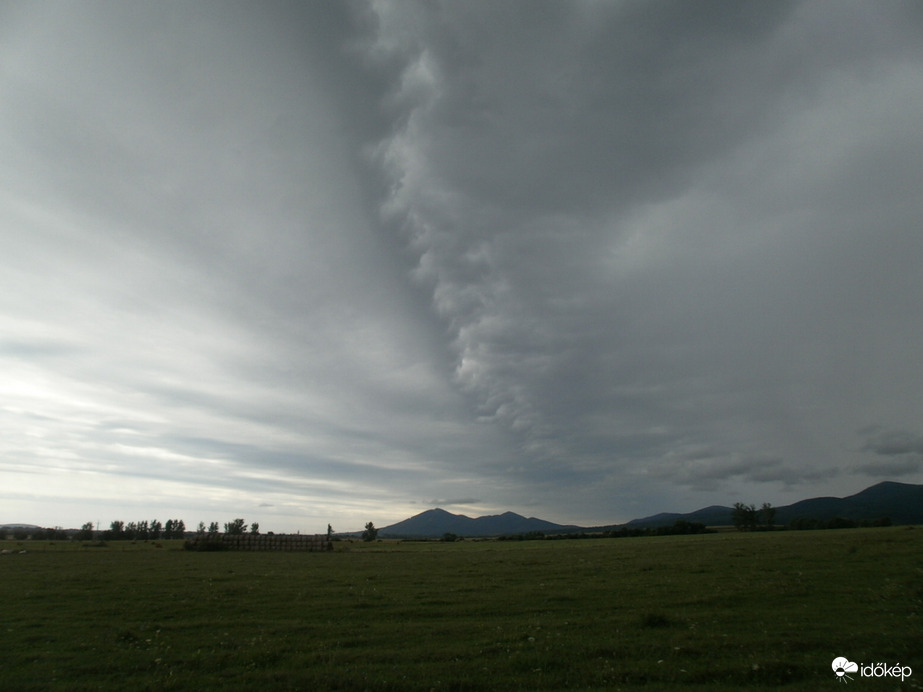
[214,518,259,536]
[495,519,714,541]
[731,503,891,531]
[4,520,368,542]
[76,519,264,541]
[2,526,69,541]
[789,516,891,530]
[83,519,189,541]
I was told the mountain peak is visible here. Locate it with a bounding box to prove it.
[380,508,572,538]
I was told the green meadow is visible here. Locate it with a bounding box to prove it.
[1,527,920,691]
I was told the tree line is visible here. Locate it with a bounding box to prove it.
[494,519,714,541]
[2,519,375,542]
[74,518,262,541]
[731,503,891,531]
[91,519,188,541]
[2,526,69,541]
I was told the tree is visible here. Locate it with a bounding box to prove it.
[327,524,333,540]
[208,522,219,535]
[150,519,162,540]
[108,520,125,540]
[249,522,260,535]
[174,519,186,537]
[224,518,246,535]
[760,502,776,530]
[362,522,378,542]
[77,522,94,541]
[732,503,758,531]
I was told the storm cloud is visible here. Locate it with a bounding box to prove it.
[2,1,922,531]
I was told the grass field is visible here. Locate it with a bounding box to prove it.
[1,527,921,691]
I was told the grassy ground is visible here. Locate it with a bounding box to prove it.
[0,527,920,691]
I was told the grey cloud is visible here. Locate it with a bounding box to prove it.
[0,1,508,531]
[856,457,923,478]
[369,0,923,519]
[2,1,923,532]
[861,429,923,457]
[650,452,834,493]
[426,498,481,508]
[375,1,801,216]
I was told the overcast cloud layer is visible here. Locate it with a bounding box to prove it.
[2,1,922,532]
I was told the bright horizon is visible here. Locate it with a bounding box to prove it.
[2,478,910,536]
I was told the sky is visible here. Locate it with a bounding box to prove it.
[2,1,922,534]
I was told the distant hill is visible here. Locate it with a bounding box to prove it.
[379,508,578,538]
[626,481,923,528]
[773,481,923,525]
[624,505,734,529]
[373,482,923,538]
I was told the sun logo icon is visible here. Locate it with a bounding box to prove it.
[832,657,858,683]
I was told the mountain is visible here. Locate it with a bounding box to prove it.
[626,481,923,528]
[773,481,923,525]
[625,505,734,529]
[371,481,922,539]
[379,508,578,538]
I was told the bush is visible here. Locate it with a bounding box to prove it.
[184,539,229,551]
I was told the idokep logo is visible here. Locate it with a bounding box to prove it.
[832,657,913,683]
[832,657,858,683]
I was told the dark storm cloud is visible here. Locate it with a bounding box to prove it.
[861,429,923,457]
[2,1,922,530]
[856,457,923,478]
[856,426,923,477]
[379,0,801,215]
[369,0,923,517]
